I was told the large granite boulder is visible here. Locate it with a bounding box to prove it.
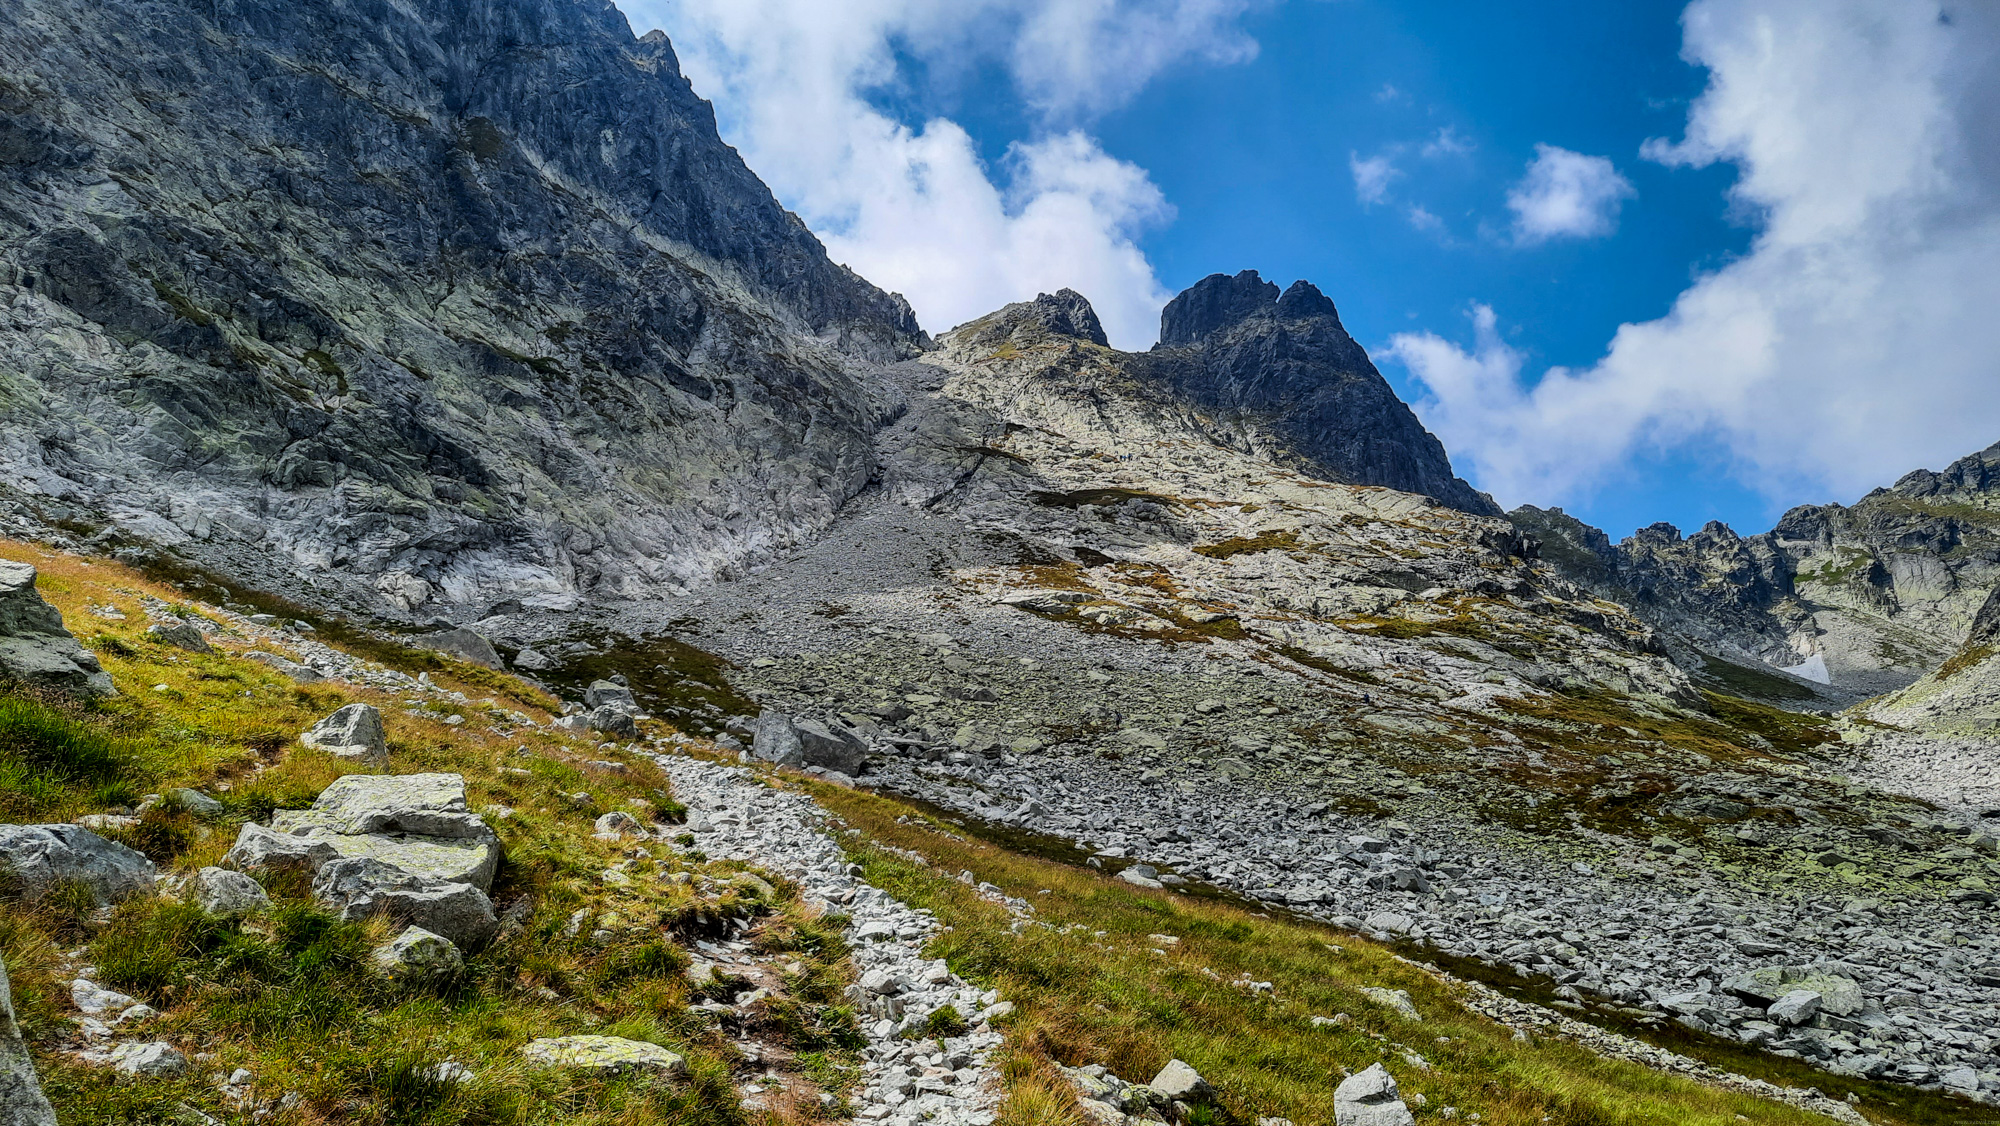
[425,627,502,670]
[0,956,57,1126]
[1333,1063,1415,1126]
[751,710,804,768]
[299,704,388,764]
[312,857,497,948]
[0,823,155,905]
[0,561,115,696]
[794,718,868,775]
[226,773,500,889]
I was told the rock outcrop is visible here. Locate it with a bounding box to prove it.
[1142,271,1497,516]
[1514,439,2000,697]
[299,704,389,764]
[0,955,57,1126]
[0,561,114,696]
[0,0,925,618]
[259,773,502,888]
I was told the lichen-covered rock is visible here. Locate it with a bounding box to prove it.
[1722,967,1864,1017]
[193,866,269,917]
[371,926,464,982]
[144,620,210,653]
[0,561,115,696]
[1333,1063,1414,1126]
[311,857,497,948]
[521,1035,686,1078]
[299,704,388,763]
[593,811,646,841]
[267,773,501,888]
[0,956,57,1126]
[0,823,155,905]
[220,822,341,873]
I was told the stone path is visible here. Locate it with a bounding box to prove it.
[653,751,1008,1126]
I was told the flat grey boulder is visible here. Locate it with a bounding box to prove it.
[521,1035,686,1078]
[425,627,502,669]
[0,561,115,697]
[193,866,269,916]
[1722,967,1863,1017]
[1767,988,1822,1026]
[1333,1063,1414,1126]
[299,704,388,763]
[585,680,638,712]
[312,857,497,948]
[794,718,867,774]
[244,651,325,683]
[0,824,155,906]
[372,925,463,982]
[166,788,225,819]
[144,620,210,653]
[108,1041,187,1077]
[1,955,56,1126]
[268,774,501,889]
[751,710,804,768]
[221,821,341,872]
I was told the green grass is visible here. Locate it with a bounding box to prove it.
[808,783,1845,1126]
[1695,653,1821,703]
[0,540,851,1126]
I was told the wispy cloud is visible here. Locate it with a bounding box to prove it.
[1349,152,1402,206]
[1505,144,1636,244]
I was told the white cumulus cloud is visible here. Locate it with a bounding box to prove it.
[1505,144,1636,244]
[1391,0,2000,516]
[615,0,1266,349]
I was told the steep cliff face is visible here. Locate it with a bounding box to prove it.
[1513,442,2000,696]
[1140,271,1498,516]
[0,0,924,616]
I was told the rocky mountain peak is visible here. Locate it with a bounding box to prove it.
[1157,269,1282,347]
[1019,289,1110,347]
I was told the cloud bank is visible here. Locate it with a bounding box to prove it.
[618,0,1264,349]
[1391,0,2000,515]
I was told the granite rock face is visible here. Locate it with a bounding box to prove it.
[1514,441,2000,698]
[1143,271,1497,516]
[0,561,115,696]
[0,0,924,618]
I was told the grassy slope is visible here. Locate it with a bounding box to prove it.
[808,784,1856,1126]
[0,542,857,1126]
[0,539,1953,1126]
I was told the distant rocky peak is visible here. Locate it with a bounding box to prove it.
[1157,270,1345,349]
[1021,289,1109,347]
[951,289,1110,352]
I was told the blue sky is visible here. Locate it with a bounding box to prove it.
[630,0,2000,543]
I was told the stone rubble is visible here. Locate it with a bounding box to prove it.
[652,750,1007,1126]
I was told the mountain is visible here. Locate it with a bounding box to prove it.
[1141,270,1499,516]
[1514,440,2000,700]
[0,0,923,619]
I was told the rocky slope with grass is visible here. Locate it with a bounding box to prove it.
[1512,441,2000,701]
[0,0,923,619]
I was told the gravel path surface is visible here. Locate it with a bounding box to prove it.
[653,750,1008,1126]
